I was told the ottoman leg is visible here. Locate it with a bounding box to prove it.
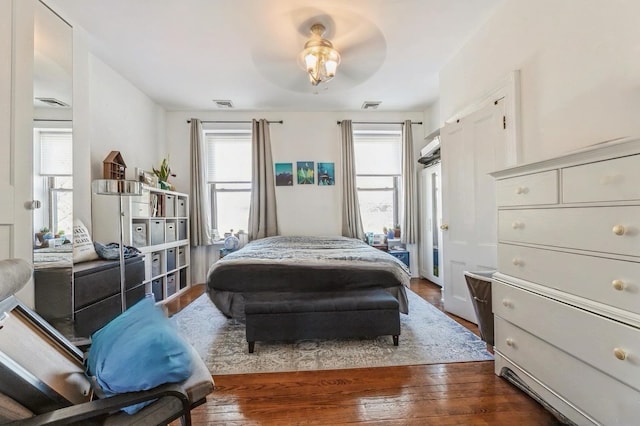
[248,341,255,353]
[393,335,399,346]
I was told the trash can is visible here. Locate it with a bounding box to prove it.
[464,270,495,346]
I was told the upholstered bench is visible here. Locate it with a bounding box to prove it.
[244,288,401,353]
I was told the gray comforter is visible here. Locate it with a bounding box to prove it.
[206,235,411,318]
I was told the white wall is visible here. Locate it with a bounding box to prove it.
[440,0,640,163]
[50,9,167,233]
[88,54,167,186]
[166,110,423,237]
[422,101,441,138]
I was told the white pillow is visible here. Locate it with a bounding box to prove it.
[73,219,99,263]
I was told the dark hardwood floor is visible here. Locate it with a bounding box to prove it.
[169,280,561,425]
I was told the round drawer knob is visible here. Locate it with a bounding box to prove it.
[612,225,626,236]
[612,280,625,291]
[512,258,522,266]
[506,338,515,347]
[502,299,512,308]
[515,186,527,195]
[614,347,627,361]
[511,221,522,230]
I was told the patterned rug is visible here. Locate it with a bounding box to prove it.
[171,288,493,375]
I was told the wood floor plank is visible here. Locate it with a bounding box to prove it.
[171,280,562,425]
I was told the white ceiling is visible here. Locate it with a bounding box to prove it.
[47,0,503,112]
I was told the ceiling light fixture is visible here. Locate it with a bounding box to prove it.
[298,23,341,86]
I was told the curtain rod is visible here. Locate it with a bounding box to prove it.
[186,120,283,124]
[34,119,72,122]
[336,121,422,125]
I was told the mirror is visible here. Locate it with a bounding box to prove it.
[32,0,73,331]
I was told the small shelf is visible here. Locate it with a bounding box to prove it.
[92,186,190,304]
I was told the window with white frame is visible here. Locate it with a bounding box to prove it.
[205,130,252,238]
[353,131,402,234]
[37,130,73,236]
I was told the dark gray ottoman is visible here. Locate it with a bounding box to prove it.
[244,288,401,353]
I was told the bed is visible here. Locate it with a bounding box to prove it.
[206,235,411,319]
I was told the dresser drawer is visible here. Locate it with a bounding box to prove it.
[74,257,145,308]
[495,317,640,425]
[498,206,640,257]
[493,281,640,392]
[498,243,640,316]
[563,154,640,203]
[496,170,558,207]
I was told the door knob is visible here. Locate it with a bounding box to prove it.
[440,224,449,231]
[26,200,42,210]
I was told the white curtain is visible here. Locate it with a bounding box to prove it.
[189,119,212,246]
[248,119,278,240]
[401,120,418,244]
[189,119,215,285]
[340,120,365,240]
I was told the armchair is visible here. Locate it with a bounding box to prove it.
[0,258,214,425]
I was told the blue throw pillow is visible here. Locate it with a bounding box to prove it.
[86,295,193,414]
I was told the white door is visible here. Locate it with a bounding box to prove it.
[441,100,506,322]
[1,0,36,306]
[419,163,443,286]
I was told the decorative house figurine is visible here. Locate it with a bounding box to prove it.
[103,151,126,180]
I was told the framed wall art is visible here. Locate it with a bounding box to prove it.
[317,162,335,186]
[275,163,293,186]
[296,161,314,185]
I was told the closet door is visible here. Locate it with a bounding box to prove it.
[0,0,35,306]
[441,100,505,323]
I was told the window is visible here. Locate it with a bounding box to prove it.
[353,131,402,234]
[36,130,73,236]
[205,130,252,237]
[49,176,73,236]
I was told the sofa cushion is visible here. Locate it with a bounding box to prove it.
[0,259,31,302]
[86,296,194,414]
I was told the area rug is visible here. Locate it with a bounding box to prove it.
[171,289,493,375]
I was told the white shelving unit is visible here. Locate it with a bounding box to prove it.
[92,185,190,303]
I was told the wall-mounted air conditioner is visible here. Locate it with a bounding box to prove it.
[418,135,440,165]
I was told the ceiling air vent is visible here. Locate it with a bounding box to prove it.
[361,101,381,110]
[213,99,234,108]
[35,97,69,107]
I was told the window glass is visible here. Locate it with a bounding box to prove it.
[205,131,252,237]
[47,176,73,236]
[354,131,402,234]
[214,190,251,235]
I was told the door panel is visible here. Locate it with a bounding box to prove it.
[1,0,36,306]
[441,100,505,322]
[419,163,443,285]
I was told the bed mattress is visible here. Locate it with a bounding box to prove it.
[206,235,411,318]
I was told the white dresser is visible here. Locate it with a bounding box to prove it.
[490,138,640,425]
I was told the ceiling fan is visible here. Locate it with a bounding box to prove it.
[251,8,387,94]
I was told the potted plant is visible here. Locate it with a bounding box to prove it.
[152,158,176,190]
